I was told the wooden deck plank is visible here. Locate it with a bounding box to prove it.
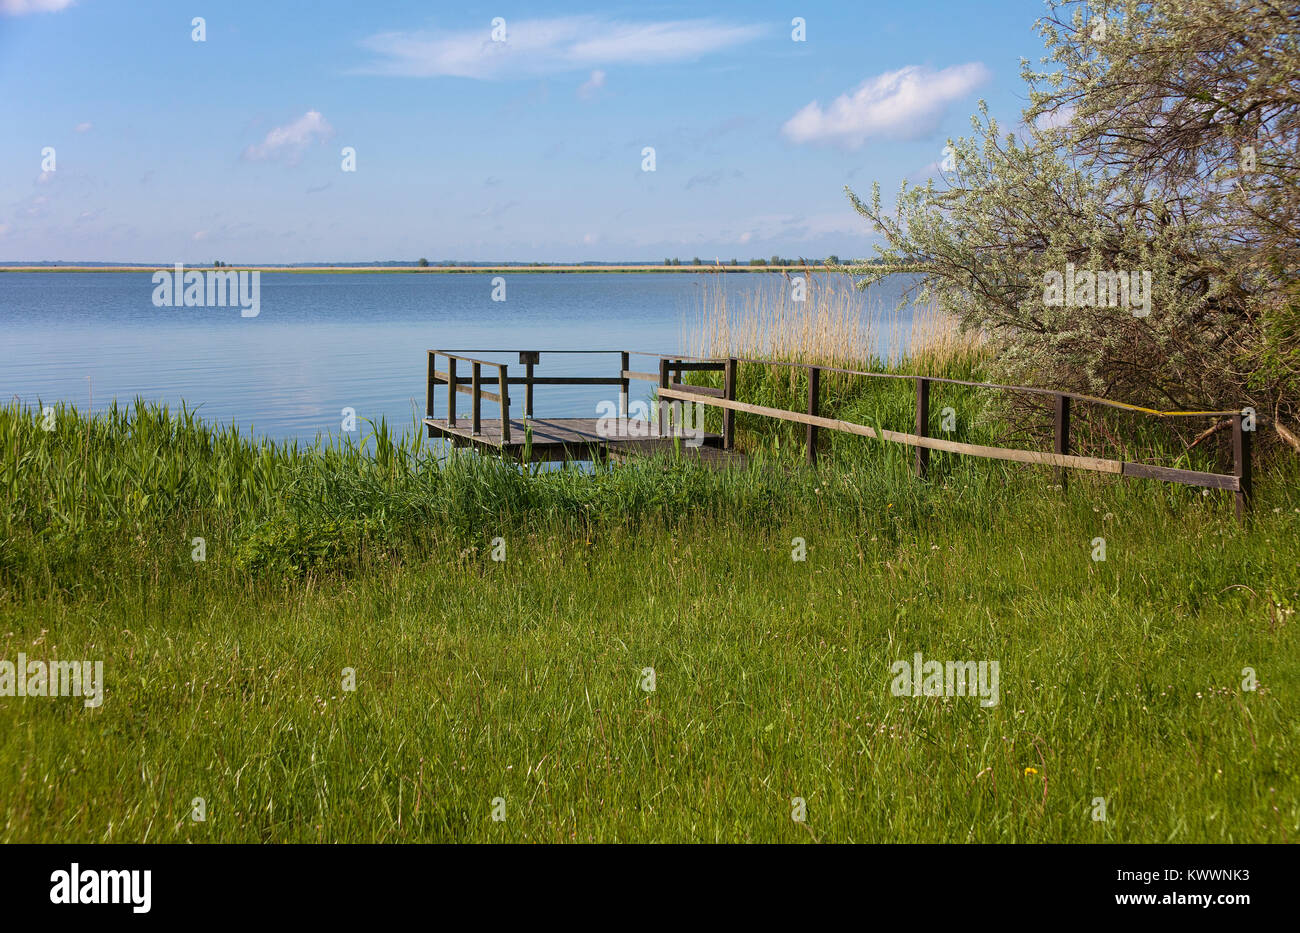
[423,416,731,463]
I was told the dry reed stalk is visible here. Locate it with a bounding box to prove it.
[683,274,983,373]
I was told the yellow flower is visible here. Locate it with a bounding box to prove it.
[1024,767,1038,776]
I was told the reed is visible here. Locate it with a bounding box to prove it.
[683,271,985,375]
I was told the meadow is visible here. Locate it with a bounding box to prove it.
[1,282,1296,843]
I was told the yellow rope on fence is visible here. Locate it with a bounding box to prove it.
[1068,393,1242,418]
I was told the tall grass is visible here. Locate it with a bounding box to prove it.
[674,273,1000,460]
[683,272,985,375]
[1,399,1297,842]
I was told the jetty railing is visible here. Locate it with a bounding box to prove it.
[426,348,1251,518]
[425,350,729,441]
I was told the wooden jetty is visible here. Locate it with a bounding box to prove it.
[424,350,743,465]
[424,348,1252,517]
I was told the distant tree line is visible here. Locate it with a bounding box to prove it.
[658,256,847,267]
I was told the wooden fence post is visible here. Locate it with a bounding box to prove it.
[723,357,737,450]
[426,352,436,437]
[471,362,481,436]
[447,357,457,427]
[620,351,630,421]
[499,363,510,444]
[807,366,820,466]
[914,377,930,478]
[1054,394,1071,490]
[1233,411,1251,521]
[523,356,534,418]
[658,359,670,436]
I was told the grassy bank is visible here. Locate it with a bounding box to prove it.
[1,398,1297,842]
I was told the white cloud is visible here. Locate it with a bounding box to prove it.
[1034,104,1076,131]
[577,69,606,100]
[1,0,75,15]
[241,111,334,164]
[74,121,92,133]
[782,63,990,148]
[192,230,207,241]
[356,16,764,79]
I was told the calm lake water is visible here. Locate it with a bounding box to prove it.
[0,272,912,444]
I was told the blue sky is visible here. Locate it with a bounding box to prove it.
[0,0,1047,262]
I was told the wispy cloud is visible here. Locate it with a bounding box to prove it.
[475,200,519,220]
[24,194,50,217]
[74,121,92,133]
[355,16,765,79]
[577,68,606,100]
[782,63,990,148]
[1,0,75,15]
[685,168,743,190]
[1033,104,1076,132]
[241,111,334,164]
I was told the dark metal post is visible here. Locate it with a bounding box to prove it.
[499,363,510,443]
[619,351,630,421]
[1233,411,1251,521]
[807,365,820,466]
[914,377,930,478]
[447,356,457,427]
[723,357,737,450]
[471,362,481,436]
[426,352,436,437]
[658,358,670,436]
[1053,394,1071,490]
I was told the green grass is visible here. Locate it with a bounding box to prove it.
[1,400,1297,842]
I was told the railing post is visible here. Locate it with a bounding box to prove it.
[619,351,630,421]
[914,376,930,478]
[447,356,457,427]
[426,352,436,437]
[723,357,737,450]
[1233,410,1251,521]
[499,363,510,444]
[1053,393,1070,490]
[471,362,482,436]
[658,358,670,436]
[524,359,534,419]
[807,365,820,466]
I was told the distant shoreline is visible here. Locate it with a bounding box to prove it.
[0,264,844,274]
